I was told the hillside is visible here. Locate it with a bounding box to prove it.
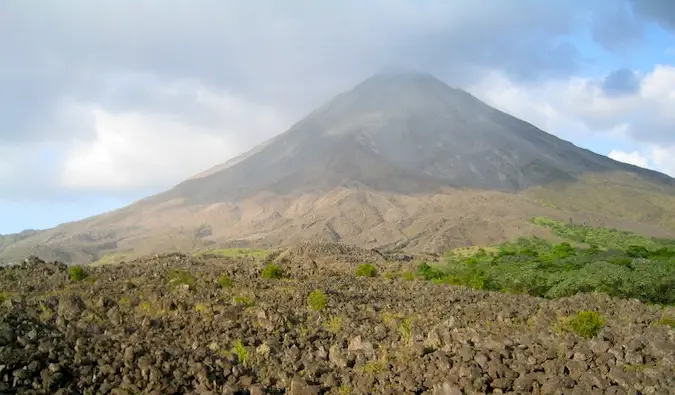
[1,72,675,264]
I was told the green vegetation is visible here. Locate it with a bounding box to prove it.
[218,274,234,288]
[261,263,284,279]
[398,317,414,345]
[654,314,675,328]
[323,315,343,334]
[232,339,249,365]
[307,289,328,311]
[564,311,606,339]
[194,248,270,261]
[0,291,11,303]
[69,265,88,281]
[233,294,254,307]
[355,263,378,277]
[167,269,197,291]
[417,218,675,305]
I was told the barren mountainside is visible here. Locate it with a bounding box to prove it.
[1,72,675,264]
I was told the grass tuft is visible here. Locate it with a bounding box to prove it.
[307,289,328,311]
[355,263,378,277]
[565,310,606,339]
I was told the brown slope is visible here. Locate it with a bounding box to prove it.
[4,181,675,265]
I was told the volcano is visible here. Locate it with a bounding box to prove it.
[2,72,675,264]
[156,72,673,203]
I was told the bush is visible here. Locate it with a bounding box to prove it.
[414,218,675,305]
[218,274,233,288]
[69,265,88,281]
[167,269,196,291]
[567,311,605,339]
[232,340,248,365]
[261,264,284,279]
[307,289,328,311]
[355,263,378,277]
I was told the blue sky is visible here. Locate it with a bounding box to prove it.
[1,0,675,234]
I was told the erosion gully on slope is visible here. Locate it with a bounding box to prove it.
[0,252,673,395]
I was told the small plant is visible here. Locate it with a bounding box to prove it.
[398,317,414,345]
[218,274,234,288]
[69,265,87,281]
[307,289,328,311]
[355,263,378,277]
[0,292,11,303]
[402,271,416,281]
[232,339,249,365]
[360,360,386,374]
[261,263,284,279]
[194,303,209,313]
[233,295,254,307]
[167,269,197,291]
[323,315,343,334]
[567,311,605,339]
[655,314,675,328]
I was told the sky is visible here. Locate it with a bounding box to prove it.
[1,0,675,234]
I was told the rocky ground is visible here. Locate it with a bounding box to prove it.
[1,245,674,395]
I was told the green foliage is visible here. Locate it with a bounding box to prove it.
[232,339,249,365]
[355,263,378,277]
[530,216,675,251]
[0,292,11,303]
[655,315,675,328]
[233,294,254,307]
[218,274,234,288]
[69,265,88,281]
[566,311,605,339]
[307,289,328,311]
[398,317,414,345]
[419,218,675,305]
[167,269,197,291]
[261,264,284,279]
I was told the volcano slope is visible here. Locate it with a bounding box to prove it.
[1,243,674,395]
[2,72,675,266]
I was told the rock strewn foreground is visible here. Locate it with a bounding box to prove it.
[1,253,674,395]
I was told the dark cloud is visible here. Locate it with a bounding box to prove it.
[601,68,641,96]
[630,0,675,30]
[0,1,631,141]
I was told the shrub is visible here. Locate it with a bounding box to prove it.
[567,311,605,339]
[307,289,328,311]
[355,263,378,277]
[655,315,675,328]
[167,269,196,291]
[323,315,343,333]
[69,265,87,281]
[232,339,248,365]
[261,264,284,279]
[218,274,233,288]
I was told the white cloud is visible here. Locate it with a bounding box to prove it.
[608,150,649,168]
[651,145,675,176]
[468,65,675,178]
[59,80,290,192]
